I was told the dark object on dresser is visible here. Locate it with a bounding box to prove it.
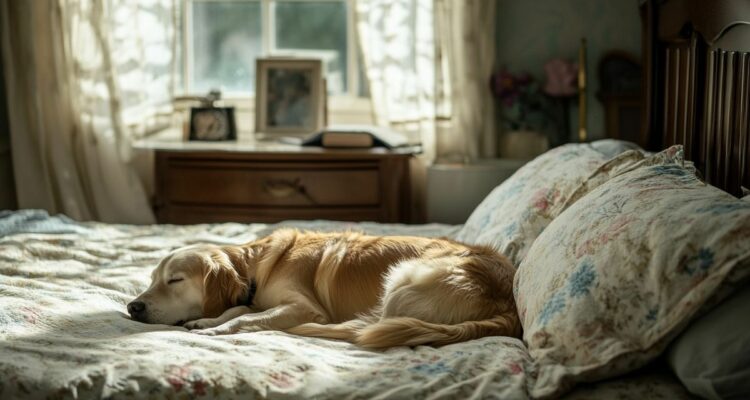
[189,107,237,141]
[597,52,643,147]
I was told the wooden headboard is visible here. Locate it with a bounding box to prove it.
[640,0,750,196]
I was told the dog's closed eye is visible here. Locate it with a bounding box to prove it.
[168,278,184,285]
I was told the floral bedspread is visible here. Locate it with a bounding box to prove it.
[0,214,693,399]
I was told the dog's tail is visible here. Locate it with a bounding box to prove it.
[287,313,520,349]
[355,313,521,349]
[286,318,370,341]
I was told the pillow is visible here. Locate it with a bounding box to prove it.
[514,146,750,398]
[456,140,641,266]
[587,139,643,158]
[667,285,750,400]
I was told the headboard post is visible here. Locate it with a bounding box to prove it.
[641,0,750,196]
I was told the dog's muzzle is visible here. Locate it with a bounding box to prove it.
[127,300,147,322]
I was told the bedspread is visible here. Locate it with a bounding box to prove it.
[0,213,693,399]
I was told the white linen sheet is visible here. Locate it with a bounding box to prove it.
[0,217,692,399]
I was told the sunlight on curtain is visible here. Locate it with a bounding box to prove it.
[437,0,497,161]
[71,0,178,145]
[1,0,178,223]
[355,0,496,163]
[356,0,442,162]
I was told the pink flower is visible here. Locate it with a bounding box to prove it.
[543,58,578,97]
[575,216,633,258]
[167,376,184,392]
[530,189,548,211]
[490,67,534,106]
[576,238,596,258]
[165,365,191,392]
[21,306,40,324]
[509,363,523,375]
[531,188,559,213]
[192,380,207,396]
[268,371,295,389]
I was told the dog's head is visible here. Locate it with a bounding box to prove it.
[127,245,249,325]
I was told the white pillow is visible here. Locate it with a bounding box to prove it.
[457,140,642,266]
[667,285,750,400]
[514,146,750,398]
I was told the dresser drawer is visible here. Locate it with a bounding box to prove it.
[161,205,382,224]
[163,161,380,207]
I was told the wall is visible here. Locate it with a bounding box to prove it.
[495,0,642,141]
[0,28,17,210]
[427,159,526,224]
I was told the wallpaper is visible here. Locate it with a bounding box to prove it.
[495,0,641,141]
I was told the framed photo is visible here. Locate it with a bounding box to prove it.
[188,107,237,141]
[255,58,325,136]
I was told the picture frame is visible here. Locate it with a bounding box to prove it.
[255,58,325,136]
[188,107,237,141]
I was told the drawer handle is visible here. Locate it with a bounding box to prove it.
[263,178,316,204]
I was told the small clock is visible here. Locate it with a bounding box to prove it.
[189,107,237,141]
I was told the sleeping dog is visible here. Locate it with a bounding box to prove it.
[127,229,521,349]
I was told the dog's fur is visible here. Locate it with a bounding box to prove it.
[129,229,521,349]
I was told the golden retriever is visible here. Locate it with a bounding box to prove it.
[128,229,520,349]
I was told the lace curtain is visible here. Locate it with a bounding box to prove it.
[1,0,178,223]
[355,0,497,163]
[2,0,494,222]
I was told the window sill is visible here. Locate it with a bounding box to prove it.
[165,96,375,137]
[173,95,374,128]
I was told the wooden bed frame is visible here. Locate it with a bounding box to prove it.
[640,0,750,196]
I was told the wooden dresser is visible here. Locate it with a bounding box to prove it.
[135,130,418,224]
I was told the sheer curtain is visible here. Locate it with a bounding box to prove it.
[1,0,178,223]
[355,0,497,163]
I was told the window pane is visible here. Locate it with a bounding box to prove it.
[191,1,261,93]
[273,1,348,94]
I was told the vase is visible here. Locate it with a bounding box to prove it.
[498,130,549,159]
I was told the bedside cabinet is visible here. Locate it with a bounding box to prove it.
[138,132,418,224]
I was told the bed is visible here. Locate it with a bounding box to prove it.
[2,0,750,399]
[0,213,695,399]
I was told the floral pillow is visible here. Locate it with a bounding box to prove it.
[514,146,750,398]
[456,140,641,266]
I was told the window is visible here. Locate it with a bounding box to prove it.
[184,0,363,98]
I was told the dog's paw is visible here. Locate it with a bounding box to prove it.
[189,320,262,336]
[183,318,218,330]
[191,328,218,336]
[191,324,237,336]
[189,320,239,335]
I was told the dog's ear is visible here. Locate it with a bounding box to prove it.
[202,251,248,318]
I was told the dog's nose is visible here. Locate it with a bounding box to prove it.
[127,301,146,316]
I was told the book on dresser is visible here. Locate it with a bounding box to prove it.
[280,124,411,149]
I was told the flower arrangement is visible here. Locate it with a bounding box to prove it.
[490,68,553,133]
[490,59,578,148]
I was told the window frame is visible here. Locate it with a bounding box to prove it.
[181,0,363,100]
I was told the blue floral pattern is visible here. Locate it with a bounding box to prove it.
[696,201,750,215]
[683,248,715,275]
[538,292,567,326]
[568,261,597,298]
[515,146,750,398]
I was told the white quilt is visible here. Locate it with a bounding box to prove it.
[0,217,692,399]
